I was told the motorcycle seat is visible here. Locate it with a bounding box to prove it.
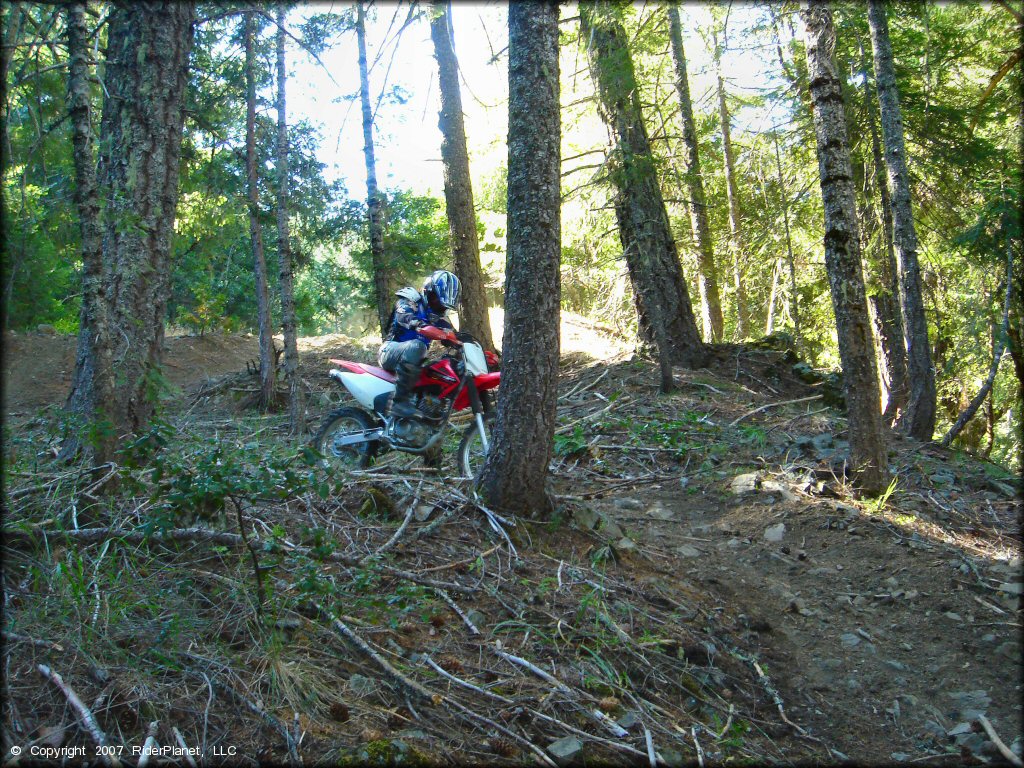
[330,359,397,383]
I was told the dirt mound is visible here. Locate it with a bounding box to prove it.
[2,331,264,415]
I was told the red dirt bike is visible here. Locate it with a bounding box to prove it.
[313,326,500,477]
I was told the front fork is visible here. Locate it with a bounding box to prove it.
[466,379,491,454]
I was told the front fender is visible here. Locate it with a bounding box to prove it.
[473,372,501,391]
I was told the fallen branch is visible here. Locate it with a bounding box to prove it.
[37,664,120,768]
[556,396,630,435]
[433,588,481,635]
[361,494,417,564]
[172,727,199,768]
[328,613,437,702]
[137,721,159,768]
[2,631,64,651]
[2,525,474,594]
[977,714,1023,768]
[729,394,823,426]
[492,648,573,695]
[421,655,512,703]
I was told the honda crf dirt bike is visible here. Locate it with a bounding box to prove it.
[313,326,500,477]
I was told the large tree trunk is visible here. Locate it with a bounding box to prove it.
[70,1,194,445]
[245,11,276,412]
[478,1,561,515]
[667,6,723,344]
[356,1,391,339]
[802,1,888,496]
[712,28,749,340]
[429,1,495,352]
[61,0,115,464]
[867,0,936,441]
[581,3,706,370]
[276,6,303,435]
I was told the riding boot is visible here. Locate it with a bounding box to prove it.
[390,360,420,418]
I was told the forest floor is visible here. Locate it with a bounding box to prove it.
[2,319,1021,767]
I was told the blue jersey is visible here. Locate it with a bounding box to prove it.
[386,295,452,345]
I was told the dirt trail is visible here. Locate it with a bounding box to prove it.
[3,326,1020,764]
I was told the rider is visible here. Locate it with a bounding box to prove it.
[378,269,461,418]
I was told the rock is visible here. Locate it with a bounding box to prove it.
[943,611,963,622]
[679,476,690,489]
[397,729,429,741]
[547,736,583,766]
[675,545,701,558]
[890,753,911,762]
[348,674,377,697]
[761,479,798,502]
[981,633,996,643]
[884,660,907,672]
[997,581,1023,595]
[36,323,57,335]
[996,641,1019,660]
[840,633,861,648]
[414,504,434,522]
[930,472,955,487]
[466,609,487,629]
[615,537,637,554]
[947,722,973,737]
[730,473,760,494]
[923,720,946,740]
[764,523,786,542]
[613,498,643,511]
[647,502,675,521]
[616,711,641,730]
[574,507,601,530]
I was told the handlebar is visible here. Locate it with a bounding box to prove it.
[420,325,461,346]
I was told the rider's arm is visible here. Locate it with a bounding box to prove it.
[394,299,425,331]
[428,312,453,330]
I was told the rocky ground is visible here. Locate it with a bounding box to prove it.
[2,324,1021,766]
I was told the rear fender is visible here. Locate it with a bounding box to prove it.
[331,369,395,410]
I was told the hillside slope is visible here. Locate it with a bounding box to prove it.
[2,325,1020,766]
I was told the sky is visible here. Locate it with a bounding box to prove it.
[284,2,784,200]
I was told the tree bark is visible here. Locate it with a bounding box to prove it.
[429,1,495,352]
[772,130,801,344]
[356,0,391,339]
[667,5,723,344]
[802,1,888,495]
[61,0,115,463]
[581,3,706,370]
[245,10,276,412]
[478,1,561,516]
[867,0,936,441]
[71,1,194,444]
[862,39,909,424]
[712,27,749,340]
[276,6,303,435]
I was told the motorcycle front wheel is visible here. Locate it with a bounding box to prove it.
[313,407,378,469]
[458,413,494,480]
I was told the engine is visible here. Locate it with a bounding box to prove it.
[418,394,448,421]
[392,417,433,447]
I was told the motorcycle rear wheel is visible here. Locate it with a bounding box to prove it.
[458,413,494,480]
[313,407,378,469]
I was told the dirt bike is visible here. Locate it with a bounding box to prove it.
[313,326,500,477]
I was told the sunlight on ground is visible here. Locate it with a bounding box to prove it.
[295,308,634,363]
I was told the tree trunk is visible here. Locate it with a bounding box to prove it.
[801,1,888,496]
[867,0,936,441]
[860,38,908,425]
[581,3,706,369]
[429,1,495,352]
[61,0,115,464]
[245,11,276,412]
[276,6,303,435]
[73,1,194,444]
[712,28,749,340]
[667,5,723,344]
[356,1,391,339]
[941,232,1014,447]
[478,1,561,515]
[772,131,801,345]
